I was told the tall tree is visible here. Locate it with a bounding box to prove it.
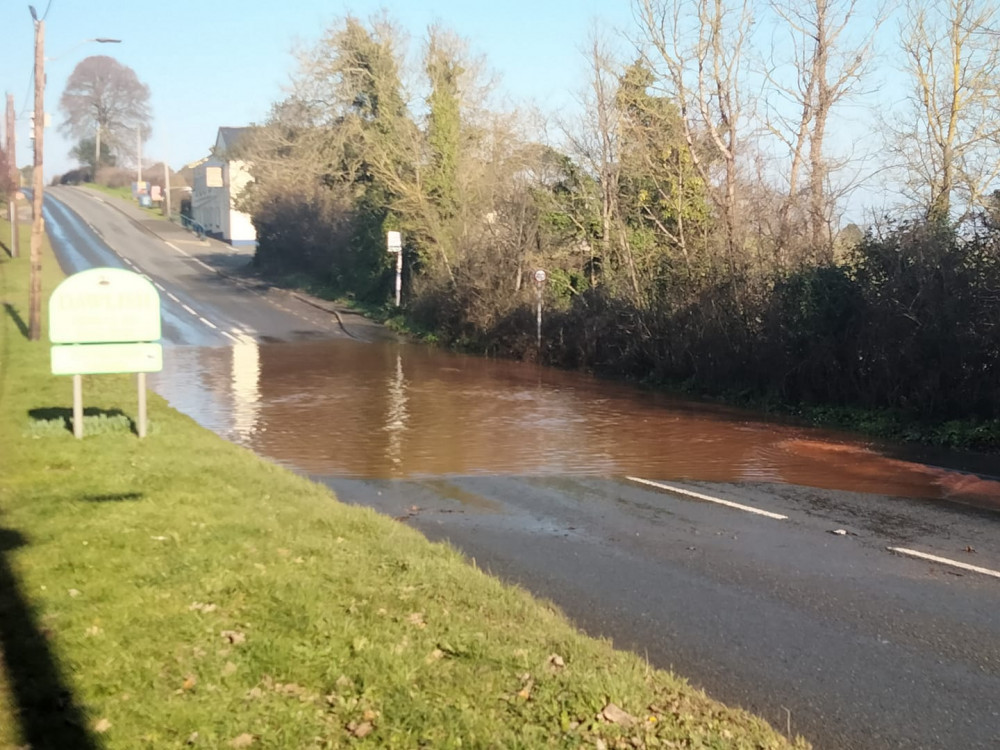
[635,0,754,273]
[766,0,882,263]
[890,0,1000,222]
[58,55,152,169]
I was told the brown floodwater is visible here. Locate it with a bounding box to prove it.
[151,337,1000,509]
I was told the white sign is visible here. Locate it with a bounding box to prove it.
[387,231,402,253]
[50,267,161,344]
[52,343,163,375]
[534,269,547,283]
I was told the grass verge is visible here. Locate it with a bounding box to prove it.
[0,222,807,749]
[82,183,166,221]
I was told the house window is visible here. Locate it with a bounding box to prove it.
[205,166,224,188]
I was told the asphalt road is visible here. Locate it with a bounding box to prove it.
[42,187,1000,749]
[42,186,353,345]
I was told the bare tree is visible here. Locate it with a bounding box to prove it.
[58,55,152,169]
[562,32,634,294]
[634,0,753,272]
[890,0,1000,222]
[765,0,883,263]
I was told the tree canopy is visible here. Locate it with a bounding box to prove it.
[58,55,152,169]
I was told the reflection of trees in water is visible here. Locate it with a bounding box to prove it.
[154,338,1000,503]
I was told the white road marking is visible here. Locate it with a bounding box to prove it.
[198,317,218,329]
[625,477,789,520]
[221,331,240,343]
[166,239,216,273]
[181,304,197,316]
[166,292,180,303]
[888,547,1000,580]
[153,282,165,291]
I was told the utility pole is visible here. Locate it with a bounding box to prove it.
[136,127,141,186]
[29,8,44,341]
[164,159,171,220]
[6,93,18,259]
[94,121,100,177]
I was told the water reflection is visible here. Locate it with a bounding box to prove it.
[151,338,1000,508]
[231,334,261,442]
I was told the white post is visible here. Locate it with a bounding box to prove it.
[536,290,542,349]
[387,231,402,307]
[73,374,83,439]
[137,372,147,438]
[533,269,546,349]
[395,249,402,307]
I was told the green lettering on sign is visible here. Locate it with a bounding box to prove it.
[50,267,161,344]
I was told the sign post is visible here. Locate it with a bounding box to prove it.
[387,231,402,307]
[49,268,163,438]
[534,269,547,349]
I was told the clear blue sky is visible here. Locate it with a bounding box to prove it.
[1,0,632,178]
[1,0,914,223]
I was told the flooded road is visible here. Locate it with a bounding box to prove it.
[153,337,1000,510]
[49,186,1000,748]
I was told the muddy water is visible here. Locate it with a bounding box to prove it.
[151,337,1000,508]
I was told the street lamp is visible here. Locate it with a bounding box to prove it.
[26,8,121,341]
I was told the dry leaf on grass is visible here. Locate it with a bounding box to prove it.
[230,733,255,748]
[407,612,426,628]
[547,653,565,670]
[347,721,373,738]
[221,630,246,645]
[93,718,111,733]
[601,702,636,727]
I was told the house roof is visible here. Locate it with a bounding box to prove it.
[215,127,254,156]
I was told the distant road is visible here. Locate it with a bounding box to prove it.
[42,186,348,345]
[41,186,1000,749]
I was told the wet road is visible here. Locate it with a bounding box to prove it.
[44,187,1000,749]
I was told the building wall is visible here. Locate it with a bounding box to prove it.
[190,154,256,246]
[224,160,257,246]
[191,158,227,236]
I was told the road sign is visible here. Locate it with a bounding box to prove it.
[387,230,402,253]
[534,269,547,283]
[50,267,160,344]
[51,342,163,375]
[49,268,162,439]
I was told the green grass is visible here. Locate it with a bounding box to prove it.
[0,224,807,749]
[83,183,167,221]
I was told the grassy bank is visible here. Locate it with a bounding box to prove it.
[83,183,166,221]
[0,226,804,748]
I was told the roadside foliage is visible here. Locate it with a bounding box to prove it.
[238,3,1000,447]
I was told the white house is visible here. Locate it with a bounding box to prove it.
[191,127,257,247]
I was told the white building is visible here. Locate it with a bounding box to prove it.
[191,127,257,247]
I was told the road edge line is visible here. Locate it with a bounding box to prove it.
[625,477,788,520]
[887,547,1000,579]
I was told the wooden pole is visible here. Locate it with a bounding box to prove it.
[28,18,44,341]
[5,94,18,259]
[164,159,171,220]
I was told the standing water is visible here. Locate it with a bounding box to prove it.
[151,337,1000,509]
